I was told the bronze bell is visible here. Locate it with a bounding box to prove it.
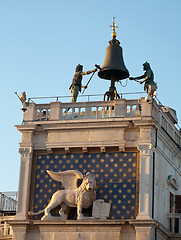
[98,38,129,81]
[98,17,130,101]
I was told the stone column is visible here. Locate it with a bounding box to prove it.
[14,147,33,220]
[137,144,153,220]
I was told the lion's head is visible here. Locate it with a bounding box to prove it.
[83,172,96,191]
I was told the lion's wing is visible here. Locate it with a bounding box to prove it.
[47,170,83,189]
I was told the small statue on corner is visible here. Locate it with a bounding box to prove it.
[129,62,157,101]
[69,64,97,102]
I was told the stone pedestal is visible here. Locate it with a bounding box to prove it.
[9,220,170,240]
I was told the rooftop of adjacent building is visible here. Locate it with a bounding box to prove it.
[0,192,17,216]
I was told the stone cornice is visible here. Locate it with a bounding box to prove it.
[8,219,173,237]
[15,125,37,133]
[157,126,181,160]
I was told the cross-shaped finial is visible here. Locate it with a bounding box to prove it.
[110,17,118,39]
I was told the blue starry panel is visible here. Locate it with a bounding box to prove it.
[32,152,138,220]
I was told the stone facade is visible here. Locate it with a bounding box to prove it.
[9,97,181,239]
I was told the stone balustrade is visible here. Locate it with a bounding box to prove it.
[23,97,181,146]
[167,213,181,233]
[24,98,141,122]
[152,101,181,146]
[0,222,13,238]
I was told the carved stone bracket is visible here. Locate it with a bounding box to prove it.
[19,147,32,159]
[119,146,125,152]
[47,148,53,154]
[100,146,106,153]
[64,147,70,154]
[82,147,88,153]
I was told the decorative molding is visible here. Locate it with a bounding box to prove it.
[167,175,179,190]
[19,148,32,158]
[137,144,152,153]
[45,141,127,149]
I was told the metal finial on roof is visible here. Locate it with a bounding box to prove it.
[110,17,118,39]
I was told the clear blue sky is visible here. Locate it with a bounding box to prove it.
[0,0,181,192]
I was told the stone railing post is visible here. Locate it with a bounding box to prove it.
[137,144,153,220]
[23,103,36,122]
[14,147,32,220]
[141,98,152,117]
[85,105,91,118]
[114,99,127,117]
[50,102,61,120]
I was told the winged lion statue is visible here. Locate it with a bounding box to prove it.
[29,170,97,220]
